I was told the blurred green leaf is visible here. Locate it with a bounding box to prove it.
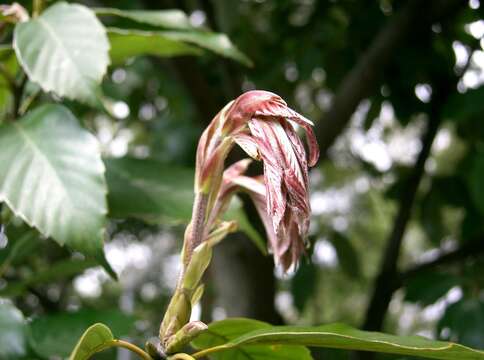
[0,300,27,359]
[444,86,484,121]
[0,258,98,296]
[291,261,317,312]
[160,30,252,66]
[0,229,38,276]
[69,323,114,360]
[0,104,112,276]
[197,322,484,360]
[107,28,251,66]
[95,7,193,30]
[192,318,312,360]
[106,157,265,251]
[224,197,267,254]
[29,310,133,359]
[404,272,462,306]
[438,299,484,350]
[108,28,201,65]
[13,2,109,105]
[331,233,361,279]
[105,157,194,223]
[469,151,484,216]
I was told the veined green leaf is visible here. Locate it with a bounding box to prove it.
[192,318,312,360]
[0,104,111,274]
[13,2,109,105]
[95,7,193,30]
[193,322,484,360]
[108,28,201,65]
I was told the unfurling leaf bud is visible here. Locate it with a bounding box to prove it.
[165,321,208,354]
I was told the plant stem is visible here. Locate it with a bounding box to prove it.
[191,344,231,359]
[32,0,44,17]
[183,192,208,267]
[107,340,153,360]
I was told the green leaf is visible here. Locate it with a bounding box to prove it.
[0,104,110,272]
[108,28,201,65]
[404,272,462,306]
[438,299,484,350]
[105,157,194,223]
[331,233,361,279]
[29,310,133,359]
[291,261,317,312]
[469,151,484,215]
[95,7,193,30]
[106,29,251,66]
[105,157,265,251]
[192,318,312,360]
[0,300,27,359]
[224,197,267,255]
[0,228,39,277]
[68,323,114,360]
[195,322,484,360]
[444,86,484,121]
[160,31,252,66]
[0,258,98,296]
[13,2,109,105]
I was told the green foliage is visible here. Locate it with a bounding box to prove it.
[108,28,201,65]
[438,299,484,350]
[14,2,109,105]
[105,157,194,223]
[194,321,484,360]
[469,151,484,215]
[95,7,193,30]
[68,323,114,360]
[0,300,26,359]
[192,318,312,360]
[30,310,133,358]
[105,157,265,251]
[404,272,462,307]
[0,104,111,274]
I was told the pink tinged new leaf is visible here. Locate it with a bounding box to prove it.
[233,133,260,160]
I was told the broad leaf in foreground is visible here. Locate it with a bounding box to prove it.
[192,321,484,360]
[0,105,110,272]
[0,300,27,359]
[68,323,114,360]
[30,310,133,359]
[13,2,109,105]
[192,318,312,360]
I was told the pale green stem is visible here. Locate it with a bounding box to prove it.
[32,0,43,17]
[90,340,152,360]
[191,344,232,359]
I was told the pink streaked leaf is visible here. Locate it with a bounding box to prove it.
[233,133,260,160]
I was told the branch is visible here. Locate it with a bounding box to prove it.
[315,0,466,159]
[399,239,484,283]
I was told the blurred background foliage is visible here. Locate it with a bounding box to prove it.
[1,0,484,359]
